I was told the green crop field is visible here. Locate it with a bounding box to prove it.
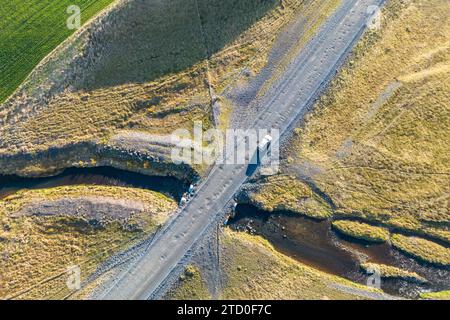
[0,0,115,103]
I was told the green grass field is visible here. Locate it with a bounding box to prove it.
[0,0,114,103]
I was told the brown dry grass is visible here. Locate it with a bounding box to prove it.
[251,0,450,245]
[167,228,382,299]
[219,229,378,299]
[165,265,211,300]
[0,185,176,299]
[0,0,309,156]
[332,220,390,243]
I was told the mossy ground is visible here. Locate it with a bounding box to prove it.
[360,263,427,284]
[390,234,450,267]
[0,185,176,299]
[332,220,390,243]
[420,290,450,300]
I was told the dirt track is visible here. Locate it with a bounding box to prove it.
[95,0,386,300]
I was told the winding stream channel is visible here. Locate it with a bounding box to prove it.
[1,169,448,299]
[0,167,188,201]
[229,204,450,299]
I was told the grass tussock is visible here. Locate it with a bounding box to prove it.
[332,220,390,243]
[360,263,427,283]
[165,265,211,300]
[245,175,332,219]
[390,234,450,267]
[420,290,450,300]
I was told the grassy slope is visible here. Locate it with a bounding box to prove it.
[390,234,450,267]
[0,0,115,103]
[332,220,390,243]
[1,0,303,156]
[293,0,450,231]
[220,229,372,299]
[165,265,212,300]
[248,0,450,245]
[242,175,332,219]
[169,229,381,300]
[79,0,280,90]
[0,185,176,299]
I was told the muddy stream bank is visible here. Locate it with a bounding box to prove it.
[228,204,450,299]
[0,166,189,201]
[2,168,448,299]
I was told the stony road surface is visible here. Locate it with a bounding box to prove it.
[98,0,384,300]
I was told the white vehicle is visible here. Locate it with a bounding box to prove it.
[180,196,188,206]
[257,134,272,163]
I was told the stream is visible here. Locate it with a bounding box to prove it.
[1,168,448,299]
[228,204,450,299]
[0,166,188,201]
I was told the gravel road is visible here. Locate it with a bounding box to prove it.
[96,0,385,300]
